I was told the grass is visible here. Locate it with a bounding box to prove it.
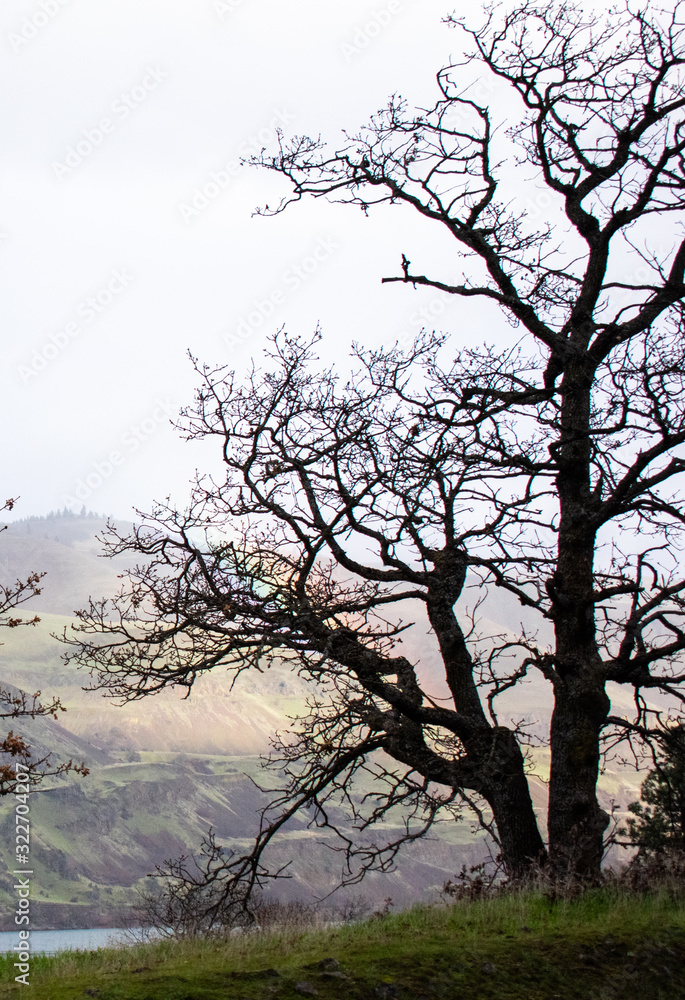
[0,888,683,999]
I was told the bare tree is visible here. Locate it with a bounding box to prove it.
[66,0,685,892]
[138,831,267,938]
[0,498,88,792]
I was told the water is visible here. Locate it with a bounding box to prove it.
[0,927,141,955]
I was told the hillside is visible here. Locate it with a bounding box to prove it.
[0,513,648,929]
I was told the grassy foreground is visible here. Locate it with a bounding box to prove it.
[0,890,683,999]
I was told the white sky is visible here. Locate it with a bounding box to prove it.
[0,1,542,520]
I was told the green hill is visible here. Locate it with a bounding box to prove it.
[1,890,683,999]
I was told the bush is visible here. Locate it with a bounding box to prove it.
[622,725,685,858]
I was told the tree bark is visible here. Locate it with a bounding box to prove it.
[547,359,610,878]
[478,727,547,876]
[548,679,610,877]
[426,581,546,875]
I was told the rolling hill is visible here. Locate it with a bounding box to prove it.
[0,511,647,929]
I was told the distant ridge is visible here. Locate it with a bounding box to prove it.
[2,507,109,527]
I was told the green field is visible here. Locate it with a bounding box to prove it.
[0,890,683,999]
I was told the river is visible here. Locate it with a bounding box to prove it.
[0,927,144,955]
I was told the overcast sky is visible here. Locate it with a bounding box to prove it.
[1,0,544,521]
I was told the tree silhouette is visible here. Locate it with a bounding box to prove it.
[67,0,685,902]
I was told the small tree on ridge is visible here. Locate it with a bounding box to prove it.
[0,499,87,793]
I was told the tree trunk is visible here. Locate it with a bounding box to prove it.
[548,679,610,877]
[479,727,547,877]
[426,581,546,876]
[547,359,610,879]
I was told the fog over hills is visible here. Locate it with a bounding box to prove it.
[0,513,648,928]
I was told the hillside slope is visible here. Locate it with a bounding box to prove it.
[0,513,647,929]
